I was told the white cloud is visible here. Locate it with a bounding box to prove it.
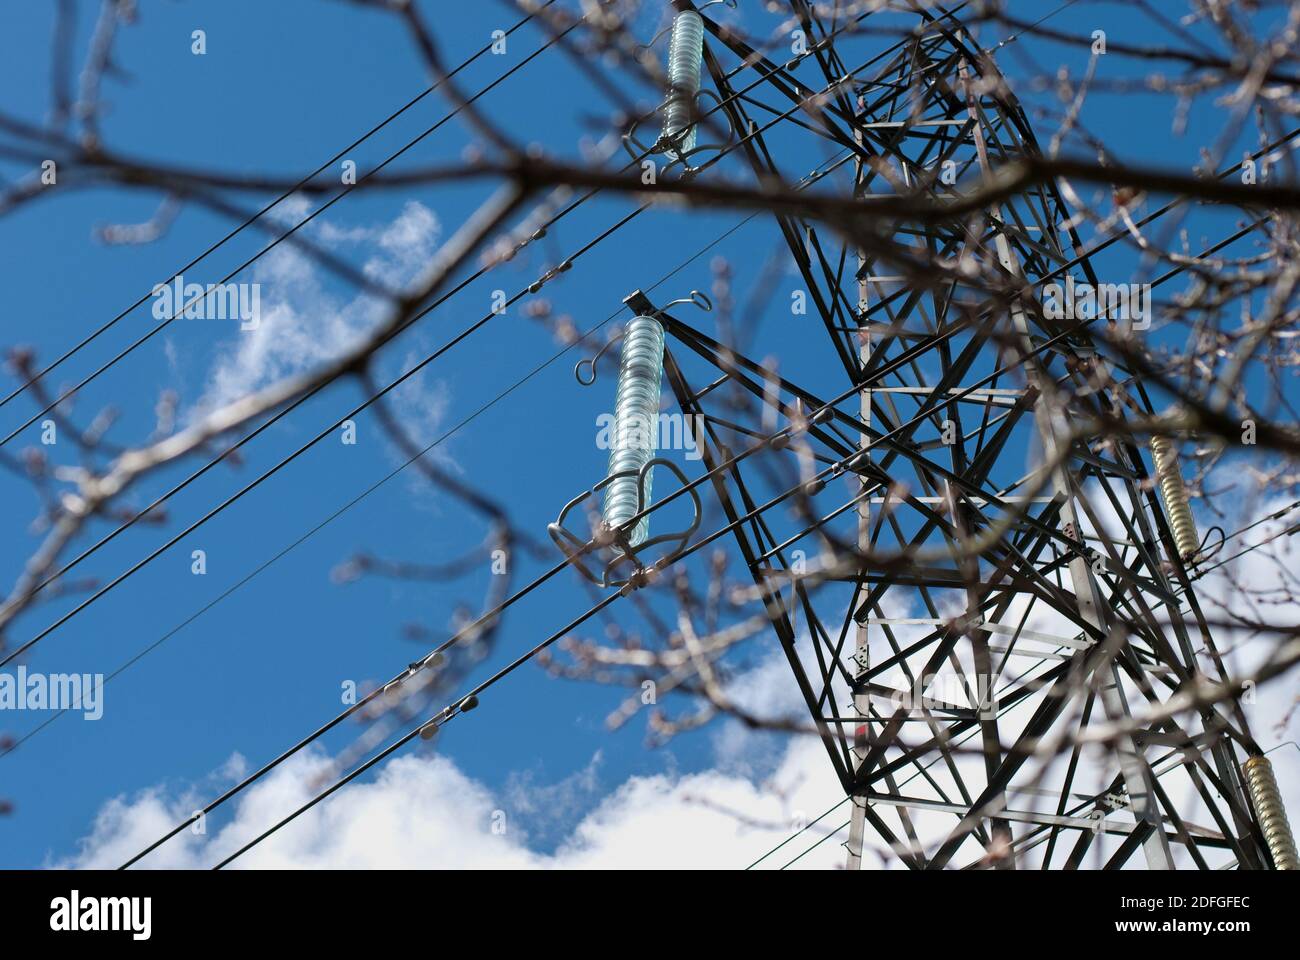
[58,731,844,870]
[56,485,1300,870]
[190,200,444,419]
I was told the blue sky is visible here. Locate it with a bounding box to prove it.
[0,0,1294,869]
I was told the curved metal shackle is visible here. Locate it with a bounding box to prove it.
[574,289,711,387]
[546,457,703,589]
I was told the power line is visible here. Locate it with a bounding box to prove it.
[983,0,1080,52]
[197,197,1287,869]
[0,0,885,447]
[17,147,874,867]
[108,155,887,867]
[18,0,1266,644]
[179,305,1143,868]
[2,2,938,666]
[748,605,1120,870]
[0,202,639,670]
[25,0,968,434]
[781,817,850,868]
[745,797,848,869]
[0,184,786,767]
[24,31,1286,657]
[109,98,1294,864]
[1189,499,1300,580]
[22,2,1286,870]
[758,648,1086,869]
[2,0,912,634]
[0,2,555,428]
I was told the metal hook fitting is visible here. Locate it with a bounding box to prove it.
[575,329,626,386]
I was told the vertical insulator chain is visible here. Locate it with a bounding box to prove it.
[1149,433,1200,563]
[602,316,666,547]
[660,10,704,154]
[1243,756,1300,870]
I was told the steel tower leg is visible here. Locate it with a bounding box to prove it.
[846,90,873,872]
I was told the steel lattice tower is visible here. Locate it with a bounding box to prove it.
[642,1,1280,869]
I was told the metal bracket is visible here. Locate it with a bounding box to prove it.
[548,457,702,590]
[621,92,738,177]
[576,288,710,386]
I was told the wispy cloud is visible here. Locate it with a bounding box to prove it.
[190,200,443,420]
[54,490,1300,869]
[57,733,842,870]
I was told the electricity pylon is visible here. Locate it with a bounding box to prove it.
[648,1,1288,869]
